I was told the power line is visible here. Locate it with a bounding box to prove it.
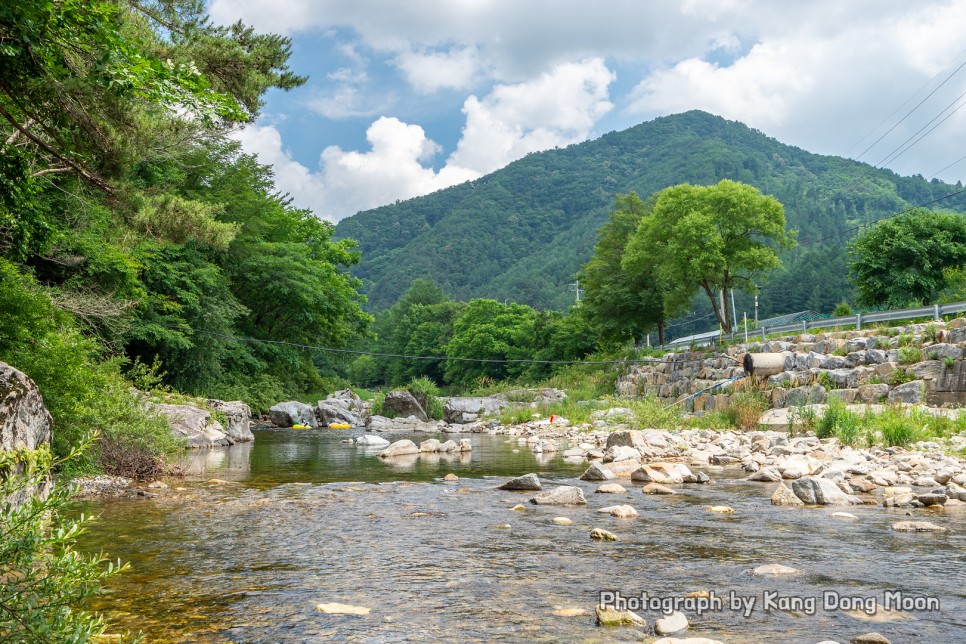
[851,48,966,162]
[928,152,966,181]
[167,325,724,366]
[795,184,966,247]
[873,87,966,169]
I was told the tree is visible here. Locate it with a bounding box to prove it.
[848,208,966,307]
[578,192,672,345]
[624,180,795,331]
[444,299,536,386]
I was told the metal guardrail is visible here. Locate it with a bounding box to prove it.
[661,301,966,349]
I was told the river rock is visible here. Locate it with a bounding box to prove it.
[206,399,253,442]
[631,462,692,484]
[377,439,419,458]
[605,429,649,453]
[891,521,947,532]
[916,493,947,506]
[269,401,317,427]
[1,361,53,453]
[382,390,428,421]
[1,362,54,504]
[458,438,472,452]
[316,400,361,427]
[419,438,441,453]
[791,476,857,505]
[651,639,724,644]
[654,611,689,635]
[597,504,638,518]
[552,517,573,525]
[355,434,390,447]
[595,606,643,626]
[316,602,371,615]
[498,473,542,491]
[442,396,506,423]
[850,633,892,644]
[748,466,782,482]
[580,462,616,481]
[771,482,804,506]
[887,380,924,404]
[643,483,675,495]
[590,528,619,541]
[531,486,587,505]
[753,564,799,576]
[152,402,232,448]
[603,445,640,463]
[596,483,627,494]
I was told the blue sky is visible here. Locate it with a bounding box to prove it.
[210,0,966,222]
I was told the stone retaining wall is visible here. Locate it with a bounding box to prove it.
[617,318,966,411]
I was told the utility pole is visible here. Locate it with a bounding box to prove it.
[569,280,583,303]
[754,286,759,325]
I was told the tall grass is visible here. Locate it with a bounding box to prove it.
[726,391,768,430]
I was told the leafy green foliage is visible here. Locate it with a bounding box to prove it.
[335,111,966,315]
[624,180,795,330]
[0,440,131,642]
[444,299,538,386]
[578,192,670,344]
[725,390,768,430]
[848,208,966,307]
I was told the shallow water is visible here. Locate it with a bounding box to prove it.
[75,429,966,643]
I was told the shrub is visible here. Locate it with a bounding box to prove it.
[877,410,920,447]
[944,356,956,370]
[832,301,854,317]
[726,391,768,431]
[789,405,816,436]
[924,324,940,343]
[897,346,922,364]
[406,376,445,420]
[816,396,844,439]
[816,372,833,390]
[0,440,129,642]
[626,395,684,430]
[831,345,849,357]
[889,367,914,385]
[835,410,861,446]
[896,334,914,348]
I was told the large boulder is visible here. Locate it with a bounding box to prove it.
[498,473,542,491]
[206,399,253,442]
[1,361,52,453]
[1,362,54,504]
[269,401,317,427]
[791,476,857,505]
[316,400,361,427]
[442,397,506,424]
[152,403,232,448]
[377,439,419,458]
[605,429,648,453]
[888,380,924,404]
[382,390,428,422]
[530,485,587,505]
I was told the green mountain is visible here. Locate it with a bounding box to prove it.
[334,110,966,313]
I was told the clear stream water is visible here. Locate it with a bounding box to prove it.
[74,429,966,643]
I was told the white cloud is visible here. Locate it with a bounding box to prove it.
[394,46,485,93]
[447,58,616,174]
[234,118,478,221]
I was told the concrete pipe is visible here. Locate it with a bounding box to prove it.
[742,353,785,377]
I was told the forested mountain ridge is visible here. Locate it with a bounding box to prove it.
[335,110,966,313]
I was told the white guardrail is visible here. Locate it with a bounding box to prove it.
[662,301,966,349]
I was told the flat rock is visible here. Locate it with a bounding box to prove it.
[552,517,573,526]
[792,476,857,505]
[595,605,643,626]
[891,521,947,532]
[850,633,892,644]
[316,603,370,615]
[355,434,391,447]
[753,564,799,576]
[643,483,676,495]
[531,485,587,505]
[498,473,542,491]
[747,467,782,482]
[596,483,627,494]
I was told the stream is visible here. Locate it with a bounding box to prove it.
[74,429,966,643]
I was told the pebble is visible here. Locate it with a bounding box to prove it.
[596,483,627,494]
[590,528,619,541]
[552,517,573,526]
[316,603,370,615]
[654,611,689,635]
[752,564,799,576]
[706,505,734,513]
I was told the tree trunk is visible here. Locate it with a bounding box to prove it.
[702,283,728,330]
[657,320,665,345]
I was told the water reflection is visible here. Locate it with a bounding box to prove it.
[74,430,966,643]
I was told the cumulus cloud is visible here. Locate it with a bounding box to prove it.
[447,58,616,175]
[394,46,485,93]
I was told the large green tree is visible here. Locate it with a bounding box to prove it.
[444,299,537,386]
[578,192,672,345]
[848,208,966,307]
[624,180,795,330]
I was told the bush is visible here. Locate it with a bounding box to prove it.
[726,391,768,430]
[835,410,861,446]
[817,397,859,444]
[0,440,129,641]
[877,411,920,447]
[832,301,854,317]
[0,261,182,476]
[406,377,444,420]
[897,346,922,364]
